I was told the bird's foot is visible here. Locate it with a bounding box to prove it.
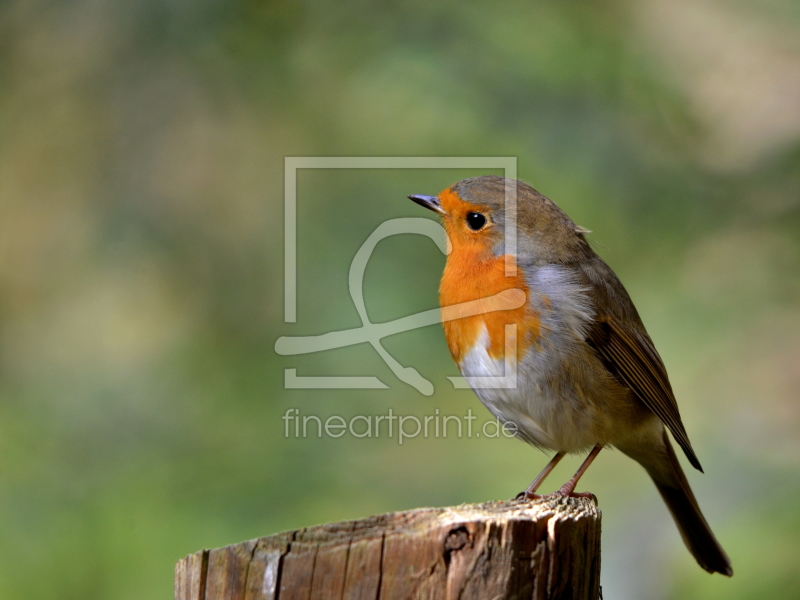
[515,490,559,501]
[515,487,597,503]
[514,490,543,501]
[553,480,597,501]
[554,490,597,501]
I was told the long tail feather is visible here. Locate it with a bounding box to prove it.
[649,431,733,576]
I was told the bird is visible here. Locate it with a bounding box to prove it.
[409,175,732,576]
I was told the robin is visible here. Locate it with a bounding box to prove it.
[409,175,732,576]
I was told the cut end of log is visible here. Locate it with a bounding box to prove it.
[176,496,601,600]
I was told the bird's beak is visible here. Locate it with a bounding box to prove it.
[408,194,445,215]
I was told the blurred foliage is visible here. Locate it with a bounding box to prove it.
[1,0,799,598]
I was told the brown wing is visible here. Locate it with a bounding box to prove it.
[587,314,703,472]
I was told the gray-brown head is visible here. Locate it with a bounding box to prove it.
[409,175,592,266]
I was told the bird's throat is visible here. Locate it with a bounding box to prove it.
[439,250,540,365]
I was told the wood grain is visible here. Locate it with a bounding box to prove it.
[175,497,601,600]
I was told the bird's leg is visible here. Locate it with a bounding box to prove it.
[554,444,603,498]
[518,451,565,500]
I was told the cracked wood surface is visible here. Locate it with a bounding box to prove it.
[175,497,601,600]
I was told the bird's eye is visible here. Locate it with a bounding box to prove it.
[466,212,487,231]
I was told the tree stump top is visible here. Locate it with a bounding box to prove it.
[176,496,601,600]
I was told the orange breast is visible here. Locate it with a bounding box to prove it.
[440,250,540,365]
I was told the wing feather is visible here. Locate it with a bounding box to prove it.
[587,315,703,472]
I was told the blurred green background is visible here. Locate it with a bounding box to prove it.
[2,0,800,598]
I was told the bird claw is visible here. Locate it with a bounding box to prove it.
[516,489,597,503]
[553,489,598,503]
[561,491,597,501]
[513,489,548,501]
[515,490,549,501]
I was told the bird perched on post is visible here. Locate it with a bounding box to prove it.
[409,175,732,576]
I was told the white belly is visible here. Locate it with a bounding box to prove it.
[458,327,558,449]
[453,264,620,453]
[458,325,609,453]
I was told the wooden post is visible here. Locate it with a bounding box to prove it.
[175,496,601,600]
